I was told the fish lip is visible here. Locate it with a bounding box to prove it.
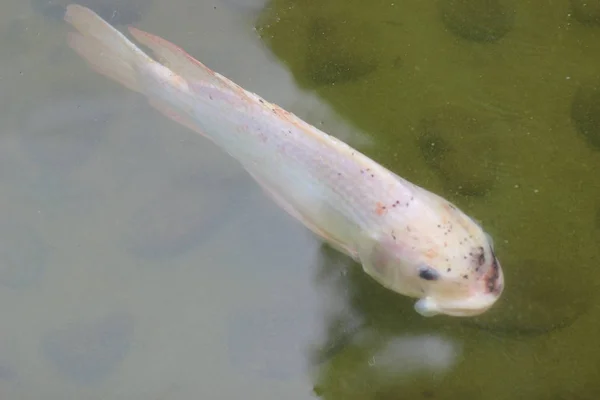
[435,298,498,317]
[427,286,503,317]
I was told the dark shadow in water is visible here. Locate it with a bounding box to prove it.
[438,0,516,44]
[571,77,600,151]
[41,312,134,385]
[570,0,600,26]
[17,95,115,175]
[416,105,501,197]
[124,171,256,261]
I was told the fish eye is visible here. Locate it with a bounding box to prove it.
[418,265,440,281]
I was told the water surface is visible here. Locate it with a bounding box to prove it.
[1,0,599,399]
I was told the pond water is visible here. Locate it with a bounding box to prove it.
[1,0,599,399]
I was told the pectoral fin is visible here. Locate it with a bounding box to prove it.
[245,169,358,259]
[358,239,398,289]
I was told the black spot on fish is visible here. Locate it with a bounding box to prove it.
[470,245,486,268]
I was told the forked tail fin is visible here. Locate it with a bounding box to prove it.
[64,4,154,93]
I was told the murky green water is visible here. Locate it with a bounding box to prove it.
[256,0,600,398]
[1,0,599,398]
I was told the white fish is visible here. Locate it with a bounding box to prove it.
[63,4,504,317]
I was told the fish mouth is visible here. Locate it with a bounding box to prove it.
[422,262,505,317]
[415,288,502,317]
[432,293,500,317]
[415,250,505,318]
[446,258,504,317]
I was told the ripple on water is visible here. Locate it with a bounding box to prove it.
[0,218,46,289]
[417,105,500,197]
[438,0,516,43]
[41,313,134,385]
[17,95,121,175]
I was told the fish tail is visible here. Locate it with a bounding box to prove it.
[64,4,153,94]
[126,26,248,97]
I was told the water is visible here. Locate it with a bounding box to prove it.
[257,0,600,398]
[1,0,599,399]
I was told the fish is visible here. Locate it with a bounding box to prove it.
[63,4,504,317]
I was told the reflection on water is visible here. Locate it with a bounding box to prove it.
[1,0,600,398]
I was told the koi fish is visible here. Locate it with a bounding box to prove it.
[63,4,504,317]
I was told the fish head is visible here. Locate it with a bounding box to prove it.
[412,244,504,317]
[410,204,504,317]
[362,202,504,318]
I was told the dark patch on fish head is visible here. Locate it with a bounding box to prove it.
[485,250,503,296]
[472,244,503,296]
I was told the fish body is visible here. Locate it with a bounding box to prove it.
[64,4,504,317]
